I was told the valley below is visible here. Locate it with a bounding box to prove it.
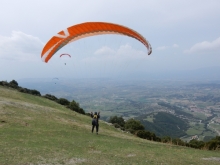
[19,78,220,141]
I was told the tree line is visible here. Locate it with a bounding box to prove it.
[109,115,220,151]
[0,80,85,114]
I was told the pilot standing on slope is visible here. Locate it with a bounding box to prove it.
[90,111,100,134]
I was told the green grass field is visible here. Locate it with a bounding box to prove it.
[210,123,220,130]
[0,86,220,165]
[193,112,207,120]
[186,123,205,135]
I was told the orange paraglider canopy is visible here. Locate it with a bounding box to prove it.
[41,22,152,63]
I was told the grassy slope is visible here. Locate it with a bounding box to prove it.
[0,86,219,165]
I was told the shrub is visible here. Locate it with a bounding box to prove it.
[57,98,70,106]
[18,87,29,93]
[188,139,205,149]
[205,136,220,150]
[68,100,85,114]
[9,80,19,88]
[76,108,85,115]
[172,138,186,146]
[136,130,151,140]
[43,94,58,102]
[136,130,160,141]
[109,116,125,127]
[124,118,145,133]
[0,81,9,86]
[30,89,41,96]
[161,136,172,143]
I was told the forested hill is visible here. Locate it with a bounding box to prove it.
[137,112,189,138]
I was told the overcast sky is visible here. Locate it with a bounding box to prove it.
[1,0,220,81]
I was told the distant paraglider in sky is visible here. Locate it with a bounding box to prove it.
[60,54,71,58]
[41,22,152,63]
[52,77,59,84]
[60,53,71,65]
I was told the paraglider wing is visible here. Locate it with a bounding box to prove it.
[60,54,71,58]
[41,22,152,63]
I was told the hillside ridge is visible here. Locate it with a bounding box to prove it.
[0,85,220,165]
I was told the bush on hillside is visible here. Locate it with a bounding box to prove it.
[136,130,161,141]
[9,80,19,88]
[57,98,70,106]
[68,100,85,114]
[0,80,19,89]
[161,136,172,143]
[18,87,41,96]
[205,136,220,150]
[109,116,125,127]
[0,81,9,86]
[77,108,85,114]
[124,118,145,133]
[29,89,41,96]
[187,139,205,149]
[18,87,28,93]
[43,94,59,102]
[172,138,186,146]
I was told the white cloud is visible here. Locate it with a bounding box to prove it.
[94,46,115,55]
[184,37,220,54]
[0,31,44,62]
[157,44,179,50]
[157,46,168,50]
[116,44,145,57]
[82,44,148,65]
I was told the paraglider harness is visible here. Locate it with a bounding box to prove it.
[92,114,98,125]
[91,112,99,126]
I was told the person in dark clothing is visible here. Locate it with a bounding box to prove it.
[90,111,100,134]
